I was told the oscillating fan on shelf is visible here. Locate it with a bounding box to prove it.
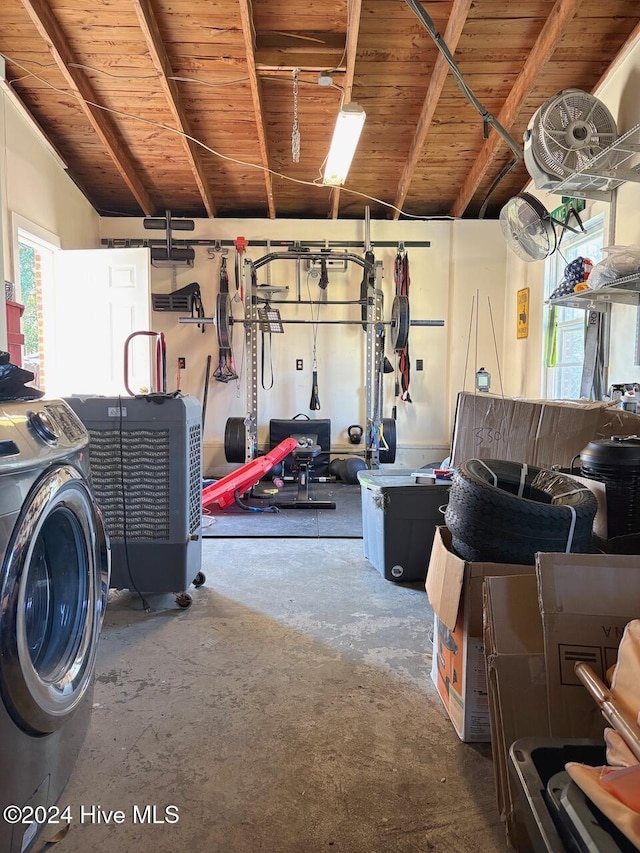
[524,88,618,191]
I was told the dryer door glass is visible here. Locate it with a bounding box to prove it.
[0,465,108,734]
[24,507,88,681]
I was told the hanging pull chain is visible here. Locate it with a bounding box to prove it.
[292,68,300,163]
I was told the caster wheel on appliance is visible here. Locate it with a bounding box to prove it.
[193,571,206,589]
[176,592,193,609]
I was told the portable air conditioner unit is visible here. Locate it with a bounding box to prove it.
[66,394,203,604]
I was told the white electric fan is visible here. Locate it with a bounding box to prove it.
[499,193,558,262]
[523,88,618,192]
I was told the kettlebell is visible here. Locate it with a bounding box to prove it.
[348,424,363,445]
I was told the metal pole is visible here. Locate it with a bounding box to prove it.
[178,317,445,328]
[364,205,371,253]
[252,251,366,271]
[256,298,367,306]
[244,258,257,461]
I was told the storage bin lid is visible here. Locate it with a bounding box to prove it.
[580,435,640,466]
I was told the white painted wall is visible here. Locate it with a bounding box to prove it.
[0,89,100,346]
[449,221,508,416]
[503,33,640,397]
[100,216,506,474]
[0,78,508,472]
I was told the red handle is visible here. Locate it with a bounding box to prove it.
[123,331,166,396]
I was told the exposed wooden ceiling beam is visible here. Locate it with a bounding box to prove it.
[592,18,640,94]
[392,0,473,220]
[449,0,583,218]
[18,0,155,215]
[131,0,216,218]
[330,0,363,220]
[238,0,276,219]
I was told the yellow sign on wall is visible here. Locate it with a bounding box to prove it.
[517,287,529,339]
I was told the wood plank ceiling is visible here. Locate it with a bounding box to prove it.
[0,0,639,220]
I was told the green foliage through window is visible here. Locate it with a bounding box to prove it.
[19,243,39,356]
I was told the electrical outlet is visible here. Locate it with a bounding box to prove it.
[178,357,186,369]
[416,359,424,371]
[296,358,303,370]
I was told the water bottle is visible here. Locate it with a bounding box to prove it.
[621,391,638,413]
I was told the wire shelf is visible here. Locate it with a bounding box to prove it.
[547,273,640,310]
[550,124,640,201]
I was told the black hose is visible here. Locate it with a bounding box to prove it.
[234,489,280,513]
[404,0,523,161]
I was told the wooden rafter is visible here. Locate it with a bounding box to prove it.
[392,0,473,220]
[330,0,363,220]
[449,0,583,218]
[591,18,640,94]
[18,0,155,216]
[238,0,276,219]
[131,0,216,218]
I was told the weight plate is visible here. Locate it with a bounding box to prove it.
[361,251,375,331]
[391,294,410,352]
[360,274,368,331]
[224,417,246,463]
[379,417,397,464]
[216,293,232,350]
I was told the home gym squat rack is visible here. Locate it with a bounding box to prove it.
[106,207,441,467]
[180,248,444,469]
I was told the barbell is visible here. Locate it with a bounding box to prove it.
[213,293,443,352]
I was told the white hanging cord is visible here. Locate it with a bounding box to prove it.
[305,270,320,368]
[518,463,528,498]
[292,69,300,163]
[564,505,577,553]
[474,287,479,390]
[461,292,476,392]
[486,292,513,462]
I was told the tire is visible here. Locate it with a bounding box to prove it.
[444,459,597,565]
[224,417,246,463]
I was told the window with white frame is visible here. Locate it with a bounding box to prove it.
[543,213,605,399]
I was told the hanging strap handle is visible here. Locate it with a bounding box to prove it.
[309,368,321,411]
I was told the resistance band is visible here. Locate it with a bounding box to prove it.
[261,312,274,391]
[306,270,321,410]
[394,250,412,403]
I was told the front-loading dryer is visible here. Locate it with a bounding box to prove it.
[0,399,109,853]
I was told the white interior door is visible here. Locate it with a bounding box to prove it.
[46,248,151,396]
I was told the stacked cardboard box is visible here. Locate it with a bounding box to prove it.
[450,392,640,469]
[483,575,548,850]
[426,527,532,742]
[425,526,640,848]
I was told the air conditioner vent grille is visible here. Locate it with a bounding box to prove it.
[188,423,202,534]
[87,428,171,540]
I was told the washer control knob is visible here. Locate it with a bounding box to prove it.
[27,410,59,445]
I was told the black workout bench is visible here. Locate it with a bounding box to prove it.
[275,435,336,510]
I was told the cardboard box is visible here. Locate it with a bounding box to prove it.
[450,392,640,469]
[426,527,535,742]
[484,575,549,849]
[537,551,640,738]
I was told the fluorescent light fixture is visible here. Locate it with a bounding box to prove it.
[322,102,366,187]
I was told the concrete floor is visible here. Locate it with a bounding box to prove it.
[54,538,508,853]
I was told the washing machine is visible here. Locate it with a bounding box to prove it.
[0,399,109,853]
